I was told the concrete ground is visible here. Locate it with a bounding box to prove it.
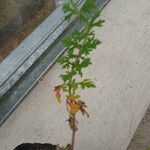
[0,0,150,150]
[128,106,150,150]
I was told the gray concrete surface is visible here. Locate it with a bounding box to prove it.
[0,0,150,150]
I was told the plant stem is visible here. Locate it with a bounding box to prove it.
[67,1,91,149]
[71,114,76,150]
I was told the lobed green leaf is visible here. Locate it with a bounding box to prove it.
[78,79,96,89]
[63,3,75,22]
[75,58,92,76]
[89,10,105,28]
[81,0,96,14]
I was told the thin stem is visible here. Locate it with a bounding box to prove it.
[71,115,76,150]
[66,1,91,150]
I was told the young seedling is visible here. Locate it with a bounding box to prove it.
[54,0,104,149]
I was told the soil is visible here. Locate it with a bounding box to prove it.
[0,2,56,62]
[127,106,150,150]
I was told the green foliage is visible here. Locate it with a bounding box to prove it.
[78,79,96,89]
[89,10,105,28]
[81,0,96,13]
[57,0,103,99]
[146,147,150,150]
[63,3,75,22]
[55,0,104,149]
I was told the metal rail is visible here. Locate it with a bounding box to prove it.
[0,0,110,127]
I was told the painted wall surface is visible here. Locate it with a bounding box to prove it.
[0,0,150,150]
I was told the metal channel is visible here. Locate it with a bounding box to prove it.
[0,0,110,127]
[0,0,83,99]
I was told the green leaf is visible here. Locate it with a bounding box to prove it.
[75,58,92,76]
[58,56,72,69]
[80,58,92,67]
[60,73,71,83]
[82,36,101,55]
[79,79,96,89]
[81,0,96,13]
[62,36,73,47]
[63,3,74,22]
[89,10,105,28]
[62,31,84,49]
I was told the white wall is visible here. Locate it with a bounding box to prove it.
[0,0,150,150]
